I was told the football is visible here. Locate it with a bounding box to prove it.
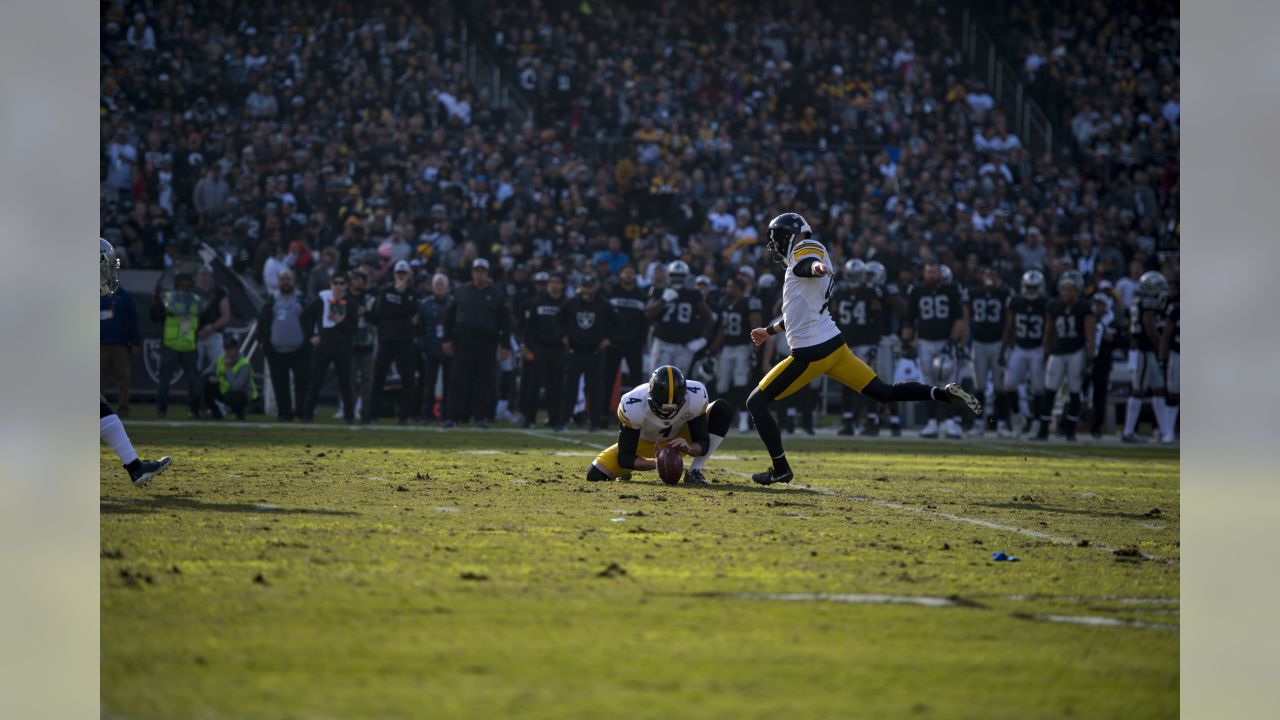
[656,445,684,485]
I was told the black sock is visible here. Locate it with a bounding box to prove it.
[747,388,787,467]
[124,458,142,475]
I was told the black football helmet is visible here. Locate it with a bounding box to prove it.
[648,365,687,420]
[765,212,812,265]
[100,237,120,296]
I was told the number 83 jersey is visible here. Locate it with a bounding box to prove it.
[782,239,841,350]
[616,380,709,443]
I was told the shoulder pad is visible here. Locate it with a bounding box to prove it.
[617,389,648,429]
[684,381,710,414]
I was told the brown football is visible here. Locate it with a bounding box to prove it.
[656,445,684,485]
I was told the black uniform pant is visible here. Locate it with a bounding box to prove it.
[157,347,201,416]
[205,382,249,420]
[266,346,310,421]
[305,344,354,423]
[451,337,498,423]
[1090,350,1113,434]
[420,351,451,421]
[605,344,644,406]
[521,345,565,425]
[372,340,417,422]
[563,347,607,427]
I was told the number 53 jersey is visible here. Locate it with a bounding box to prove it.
[782,239,841,350]
[616,380,710,443]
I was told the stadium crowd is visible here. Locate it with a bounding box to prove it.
[100,0,1179,441]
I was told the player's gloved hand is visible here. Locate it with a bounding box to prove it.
[685,337,708,353]
[956,344,971,362]
[661,288,679,303]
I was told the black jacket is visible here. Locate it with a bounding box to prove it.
[370,284,419,343]
[444,282,511,346]
[559,293,615,352]
[521,293,565,349]
[300,291,357,349]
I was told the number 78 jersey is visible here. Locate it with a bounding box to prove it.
[616,380,709,442]
[782,239,841,350]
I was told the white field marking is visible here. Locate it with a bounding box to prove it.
[433,506,459,513]
[551,451,598,457]
[1028,614,1179,632]
[722,592,960,608]
[1001,595,1179,606]
[459,450,505,455]
[611,517,627,522]
[367,476,389,481]
[712,474,1170,562]
[253,504,280,511]
[511,479,528,484]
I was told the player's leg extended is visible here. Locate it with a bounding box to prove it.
[836,345,982,416]
[100,396,171,488]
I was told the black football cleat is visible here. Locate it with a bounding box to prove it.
[751,467,794,486]
[683,468,709,486]
[129,457,172,488]
[943,383,982,416]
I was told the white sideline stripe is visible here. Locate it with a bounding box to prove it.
[1002,595,1179,605]
[1029,614,1178,632]
[724,592,959,608]
[719,472,1168,561]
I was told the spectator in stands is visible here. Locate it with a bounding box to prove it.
[259,269,309,422]
[100,278,141,419]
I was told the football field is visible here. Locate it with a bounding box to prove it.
[101,421,1178,719]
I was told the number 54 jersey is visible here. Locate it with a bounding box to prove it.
[616,380,710,442]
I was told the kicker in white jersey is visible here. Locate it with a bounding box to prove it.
[781,239,841,349]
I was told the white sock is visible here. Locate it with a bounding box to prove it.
[738,411,749,425]
[100,414,138,466]
[690,434,724,470]
[1167,404,1179,434]
[496,400,509,414]
[1124,397,1142,436]
[1152,396,1170,438]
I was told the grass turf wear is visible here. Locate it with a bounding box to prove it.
[102,423,1178,719]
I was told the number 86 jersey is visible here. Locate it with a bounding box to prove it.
[782,239,842,350]
[616,380,710,443]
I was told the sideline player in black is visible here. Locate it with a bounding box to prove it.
[967,267,1012,437]
[301,272,358,424]
[902,261,966,439]
[604,265,649,404]
[100,238,171,486]
[1002,270,1049,437]
[832,259,885,435]
[1041,271,1096,441]
[645,260,713,372]
[519,273,566,428]
[368,260,419,424]
[1122,271,1173,442]
[1158,280,1179,443]
[560,275,616,431]
[708,276,762,412]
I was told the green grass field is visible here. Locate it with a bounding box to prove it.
[101,421,1178,719]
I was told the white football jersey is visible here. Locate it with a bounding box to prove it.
[781,239,841,350]
[616,380,709,443]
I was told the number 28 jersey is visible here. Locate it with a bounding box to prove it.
[616,380,709,443]
[781,239,840,350]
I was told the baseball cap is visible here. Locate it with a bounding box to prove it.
[581,275,599,287]
[393,260,411,273]
[695,275,711,286]
[758,274,777,289]
[533,271,550,283]
[738,265,757,279]
[472,258,490,270]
